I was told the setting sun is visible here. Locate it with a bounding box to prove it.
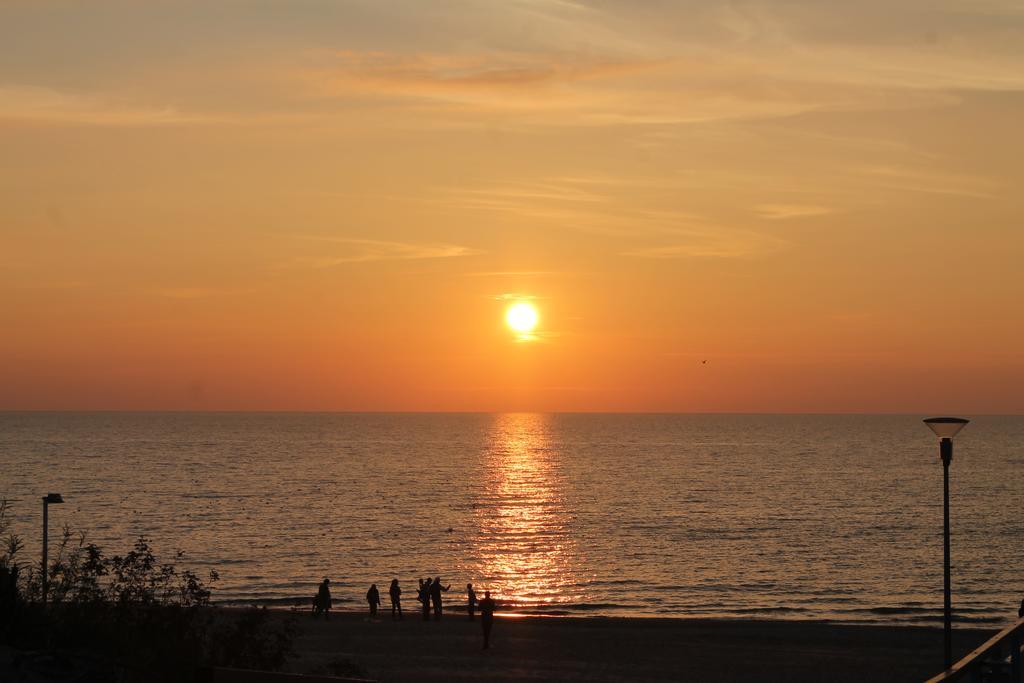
[506,302,539,335]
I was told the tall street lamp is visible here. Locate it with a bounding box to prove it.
[41,492,64,606]
[923,417,969,670]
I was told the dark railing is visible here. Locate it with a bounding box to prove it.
[926,618,1024,683]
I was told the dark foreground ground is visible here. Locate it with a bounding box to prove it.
[283,610,995,682]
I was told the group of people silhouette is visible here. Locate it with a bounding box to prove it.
[313,576,497,649]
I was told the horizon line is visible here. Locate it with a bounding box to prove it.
[0,409,1016,417]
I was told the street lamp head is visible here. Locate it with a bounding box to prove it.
[43,493,64,504]
[923,417,969,440]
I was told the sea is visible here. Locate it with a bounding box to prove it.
[1,412,1021,625]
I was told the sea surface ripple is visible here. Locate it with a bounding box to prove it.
[2,412,1021,625]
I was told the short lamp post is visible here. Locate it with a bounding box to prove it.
[41,492,64,606]
[923,417,969,670]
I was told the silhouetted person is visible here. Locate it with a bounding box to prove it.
[1019,599,1024,619]
[419,578,432,621]
[430,576,451,620]
[366,583,381,618]
[479,591,496,649]
[466,583,477,620]
[389,579,402,620]
[313,578,331,620]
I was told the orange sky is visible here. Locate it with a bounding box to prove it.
[1,1,1023,412]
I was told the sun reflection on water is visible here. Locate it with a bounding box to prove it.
[466,413,585,612]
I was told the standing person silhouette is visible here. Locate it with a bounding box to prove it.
[479,591,496,649]
[389,579,402,620]
[466,583,477,620]
[366,583,381,618]
[419,578,432,621]
[430,576,451,620]
[314,578,332,620]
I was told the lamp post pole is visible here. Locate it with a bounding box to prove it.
[941,437,953,670]
[923,417,968,672]
[41,493,64,607]
[42,496,50,606]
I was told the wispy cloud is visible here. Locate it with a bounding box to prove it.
[0,85,206,126]
[430,181,634,237]
[287,237,481,267]
[306,50,665,98]
[755,204,835,220]
[855,165,999,199]
[8,1,1024,134]
[624,227,789,259]
[431,178,706,238]
[462,270,562,278]
[491,292,546,301]
[434,178,794,259]
[295,49,847,126]
[459,182,608,203]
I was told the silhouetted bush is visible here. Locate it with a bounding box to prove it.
[0,499,295,681]
[0,499,26,639]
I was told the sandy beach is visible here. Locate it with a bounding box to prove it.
[281,610,995,682]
